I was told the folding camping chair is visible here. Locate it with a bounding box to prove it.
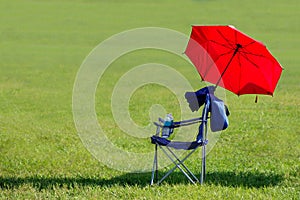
[150,86,229,185]
[150,92,210,185]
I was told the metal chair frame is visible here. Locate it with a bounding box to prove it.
[150,99,210,185]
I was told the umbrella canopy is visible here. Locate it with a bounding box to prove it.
[185,25,283,96]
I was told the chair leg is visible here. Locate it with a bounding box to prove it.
[158,146,199,184]
[150,144,158,185]
[158,147,195,184]
[166,147,199,183]
[155,144,158,182]
[200,144,206,184]
[150,143,206,185]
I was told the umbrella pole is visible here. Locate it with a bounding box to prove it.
[215,44,242,89]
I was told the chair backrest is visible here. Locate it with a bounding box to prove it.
[187,87,229,142]
[196,93,210,143]
[155,86,229,142]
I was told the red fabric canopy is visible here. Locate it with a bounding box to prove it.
[185,25,283,96]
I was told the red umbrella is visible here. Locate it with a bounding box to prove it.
[185,25,283,96]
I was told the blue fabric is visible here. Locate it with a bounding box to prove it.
[191,87,229,133]
[151,135,170,146]
[151,86,230,149]
[151,135,208,150]
[185,86,215,111]
[194,86,215,106]
[210,95,229,132]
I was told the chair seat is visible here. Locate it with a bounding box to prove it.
[151,135,207,150]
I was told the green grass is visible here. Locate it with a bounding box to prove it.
[0,0,299,199]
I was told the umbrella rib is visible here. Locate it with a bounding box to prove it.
[240,42,266,58]
[202,58,217,80]
[240,50,266,58]
[239,49,268,67]
[234,29,238,46]
[218,50,234,57]
[237,52,242,95]
[239,52,261,68]
[208,40,233,50]
[216,29,236,49]
[242,41,256,48]
[201,50,233,79]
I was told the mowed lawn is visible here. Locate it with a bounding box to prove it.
[0,0,299,199]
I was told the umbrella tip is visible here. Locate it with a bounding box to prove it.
[237,43,242,48]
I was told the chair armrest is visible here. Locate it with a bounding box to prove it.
[154,117,203,128]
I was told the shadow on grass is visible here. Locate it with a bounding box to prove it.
[205,171,284,188]
[0,171,283,190]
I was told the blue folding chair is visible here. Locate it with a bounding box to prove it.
[150,86,229,185]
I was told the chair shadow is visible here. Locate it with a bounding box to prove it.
[0,171,283,190]
[0,173,155,190]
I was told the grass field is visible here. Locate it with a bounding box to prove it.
[0,0,299,199]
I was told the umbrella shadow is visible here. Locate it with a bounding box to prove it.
[0,170,283,190]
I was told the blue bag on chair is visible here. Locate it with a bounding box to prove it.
[210,96,229,132]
